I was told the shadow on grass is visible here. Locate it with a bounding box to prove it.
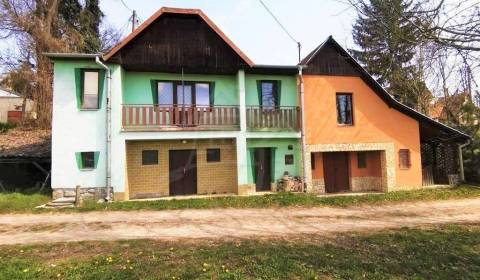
[0,225,479,279]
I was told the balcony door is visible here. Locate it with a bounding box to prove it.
[157,81,211,126]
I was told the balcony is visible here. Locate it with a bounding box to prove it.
[122,105,240,131]
[246,106,300,131]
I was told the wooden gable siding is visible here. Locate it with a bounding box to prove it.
[108,14,248,74]
[303,43,360,76]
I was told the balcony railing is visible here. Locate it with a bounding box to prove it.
[122,105,240,131]
[246,106,300,131]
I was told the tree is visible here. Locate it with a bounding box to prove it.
[0,0,119,128]
[350,0,426,109]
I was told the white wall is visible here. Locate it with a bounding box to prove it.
[51,60,107,189]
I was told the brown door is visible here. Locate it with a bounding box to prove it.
[169,150,197,195]
[254,148,272,191]
[323,152,350,193]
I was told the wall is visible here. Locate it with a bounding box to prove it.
[126,139,237,198]
[0,97,33,123]
[303,75,422,189]
[246,138,300,184]
[51,60,107,190]
[123,72,238,105]
[245,74,298,106]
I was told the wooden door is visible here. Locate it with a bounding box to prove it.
[169,150,197,195]
[323,152,350,193]
[254,148,272,191]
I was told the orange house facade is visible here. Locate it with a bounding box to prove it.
[301,37,469,193]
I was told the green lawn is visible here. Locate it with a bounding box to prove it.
[0,225,479,279]
[0,185,479,214]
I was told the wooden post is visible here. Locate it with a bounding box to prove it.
[75,185,81,207]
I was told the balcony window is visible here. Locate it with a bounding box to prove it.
[176,84,193,106]
[195,83,210,106]
[157,82,173,105]
[336,93,353,125]
[261,81,277,108]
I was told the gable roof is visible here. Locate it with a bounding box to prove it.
[300,36,470,142]
[103,7,254,67]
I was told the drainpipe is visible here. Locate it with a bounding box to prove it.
[95,56,112,201]
[458,139,471,182]
[298,65,308,192]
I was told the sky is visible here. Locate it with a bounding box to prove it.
[99,0,357,66]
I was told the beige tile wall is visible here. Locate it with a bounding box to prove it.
[126,139,237,199]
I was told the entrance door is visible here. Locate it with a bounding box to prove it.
[254,148,272,191]
[323,152,350,193]
[169,150,197,196]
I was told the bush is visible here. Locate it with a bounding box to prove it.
[0,122,16,133]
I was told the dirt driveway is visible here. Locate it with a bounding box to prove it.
[1,198,480,245]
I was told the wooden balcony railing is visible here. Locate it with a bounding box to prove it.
[122,105,240,131]
[246,106,300,131]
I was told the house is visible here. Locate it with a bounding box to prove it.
[301,37,470,191]
[46,7,469,201]
[0,88,33,124]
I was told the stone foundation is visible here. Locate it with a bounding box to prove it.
[351,177,383,192]
[310,178,326,194]
[52,187,112,201]
[237,184,256,196]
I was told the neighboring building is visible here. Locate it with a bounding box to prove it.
[301,37,469,191]
[0,88,33,124]
[47,8,469,201]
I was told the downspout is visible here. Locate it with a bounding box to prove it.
[298,65,308,192]
[95,56,112,201]
[458,139,471,182]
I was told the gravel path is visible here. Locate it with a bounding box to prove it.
[1,198,480,245]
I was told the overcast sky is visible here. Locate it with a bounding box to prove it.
[100,0,357,65]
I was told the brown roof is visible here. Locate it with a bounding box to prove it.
[0,129,51,158]
[103,7,254,67]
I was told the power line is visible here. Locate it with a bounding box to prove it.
[118,0,133,12]
[257,0,301,62]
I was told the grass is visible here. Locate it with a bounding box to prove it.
[0,122,16,133]
[0,224,479,279]
[0,185,479,214]
[0,193,51,213]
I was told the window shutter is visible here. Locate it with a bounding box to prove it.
[75,152,83,169]
[209,82,215,106]
[256,80,263,106]
[275,80,281,107]
[98,70,105,108]
[74,68,82,109]
[93,151,100,168]
[150,80,158,105]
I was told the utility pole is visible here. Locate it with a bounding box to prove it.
[131,10,137,32]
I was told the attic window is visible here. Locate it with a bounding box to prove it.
[336,93,353,125]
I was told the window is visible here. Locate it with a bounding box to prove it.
[82,70,99,109]
[207,149,220,162]
[81,152,95,169]
[156,81,212,106]
[285,154,294,165]
[311,153,316,170]
[195,83,210,106]
[142,150,158,165]
[336,93,353,125]
[261,81,277,108]
[357,151,367,168]
[399,149,411,169]
[288,145,293,150]
[157,82,173,105]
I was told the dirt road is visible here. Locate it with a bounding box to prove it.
[1,198,480,245]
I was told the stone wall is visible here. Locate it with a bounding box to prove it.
[52,187,111,201]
